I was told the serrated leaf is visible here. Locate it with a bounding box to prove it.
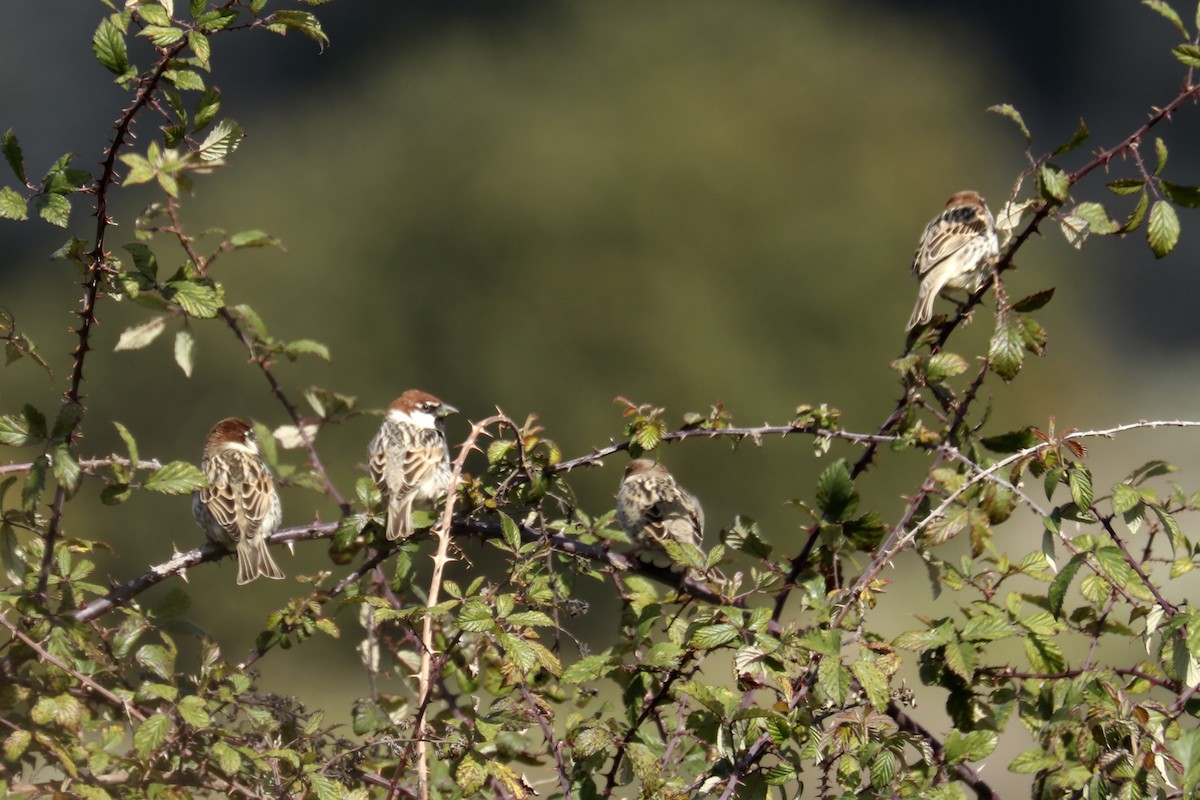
[164,69,205,91]
[4,729,32,762]
[1037,163,1070,203]
[3,129,26,184]
[134,714,171,757]
[163,279,222,318]
[961,615,1017,642]
[944,729,999,765]
[1144,0,1190,37]
[1154,136,1169,175]
[1010,288,1055,313]
[143,461,205,494]
[52,443,81,494]
[1058,214,1088,249]
[174,328,194,377]
[850,660,889,711]
[93,16,130,77]
[1072,202,1117,235]
[267,10,329,49]
[188,30,210,69]
[114,316,168,351]
[1147,199,1180,258]
[1049,553,1087,618]
[1052,118,1089,156]
[562,653,616,685]
[141,24,185,46]
[988,315,1024,382]
[36,193,71,227]
[815,458,856,521]
[229,229,281,248]
[689,623,739,649]
[1162,180,1200,208]
[1108,178,1145,196]
[193,88,221,132]
[196,119,243,162]
[0,186,27,220]
[1122,190,1150,232]
[1174,42,1200,67]
[987,104,1030,142]
[926,352,968,382]
[212,740,242,774]
[1068,468,1093,508]
[283,339,330,362]
[177,695,210,729]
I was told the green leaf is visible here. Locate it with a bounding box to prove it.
[177,695,211,729]
[1068,467,1093,509]
[137,4,172,25]
[1174,43,1200,67]
[1049,553,1087,618]
[143,461,205,494]
[815,458,856,521]
[282,339,330,362]
[1147,199,1180,258]
[1155,136,1169,175]
[1121,189,1150,232]
[1111,483,1143,515]
[196,119,243,162]
[141,25,185,46]
[174,328,194,377]
[0,186,27,220]
[1052,118,1089,156]
[1107,177,1144,196]
[229,229,282,248]
[1010,288,1055,313]
[2,129,26,184]
[93,16,130,75]
[52,442,81,494]
[134,714,172,757]
[35,193,71,227]
[987,104,1030,142]
[1072,202,1118,235]
[961,615,1017,642]
[1143,0,1190,37]
[944,730,998,765]
[113,421,140,471]
[689,623,739,649]
[211,740,242,774]
[1009,747,1060,773]
[188,30,211,69]
[3,729,32,762]
[562,653,616,685]
[267,10,330,49]
[136,643,176,679]
[164,69,205,91]
[23,455,48,510]
[850,660,889,711]
[193,88,222,132]
[926,353,968,382]
[988,315,1024,382]
[457,599,495,633]
[1037,163,1070,203]
[163,279,223,318]
[1162,180,1200,208]
[113,316,168,351]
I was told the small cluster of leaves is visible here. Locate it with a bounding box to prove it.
[0,130,92,228]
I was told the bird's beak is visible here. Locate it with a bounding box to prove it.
[437,404,459,418]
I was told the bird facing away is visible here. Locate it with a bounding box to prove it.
[192,417,285,585]
[616,458,705,577]
[368,389,457,541]
[906,190,1000,330]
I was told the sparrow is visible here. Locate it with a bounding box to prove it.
[906,190,1000,330]
[192,417,285,584]
[368,389,457,541]
[615,458,705,578]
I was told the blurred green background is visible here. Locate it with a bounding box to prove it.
[4,1,1200,793]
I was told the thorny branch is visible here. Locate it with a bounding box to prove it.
[36,38,190,599]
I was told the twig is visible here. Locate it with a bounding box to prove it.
[0,611,145,722]
[835,420,1200,629]
[36,39,190,599]
[401,414,507,800]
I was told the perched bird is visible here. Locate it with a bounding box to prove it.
[368,389,457,541]
[906,190,1000,330]
[192,418,285,585]
[616,458,705,577]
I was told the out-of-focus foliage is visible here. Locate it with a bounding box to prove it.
[5,1,1200,799]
